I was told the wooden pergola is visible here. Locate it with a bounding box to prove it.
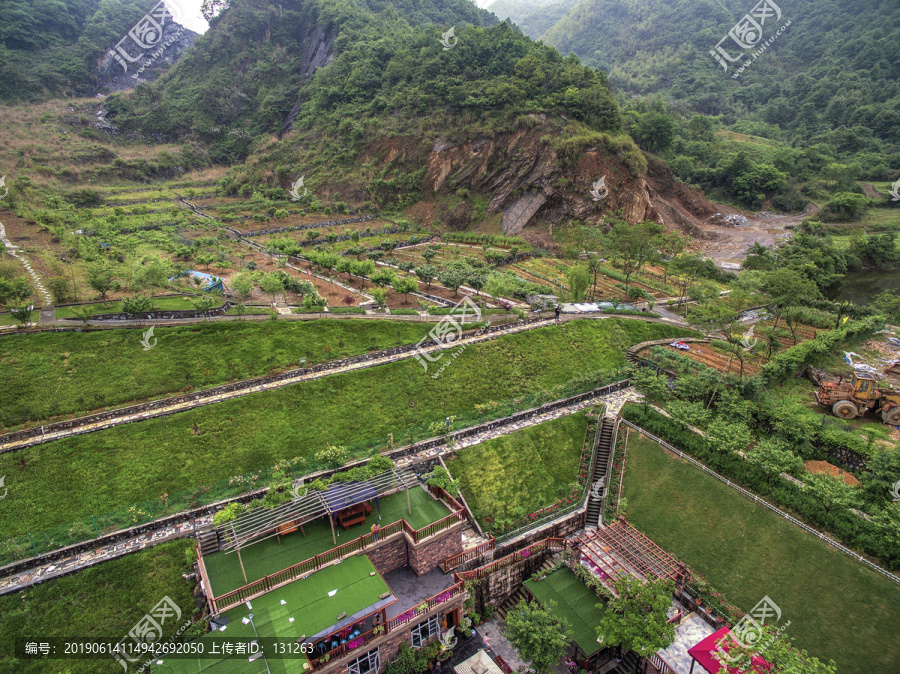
[216,467,419,582]
[574,518,685,595]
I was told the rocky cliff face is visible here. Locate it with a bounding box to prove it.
[364,118,719,243]
[95,22,199,95]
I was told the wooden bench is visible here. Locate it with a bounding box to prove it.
[276,519,305,543]
[337,502,373,530]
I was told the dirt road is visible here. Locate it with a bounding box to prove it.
[699,203,819,270]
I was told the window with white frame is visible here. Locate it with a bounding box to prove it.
[410,615,441,648]
[348,647,380,674]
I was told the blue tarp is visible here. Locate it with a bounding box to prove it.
[323,482,378,512]
[169,270,224,293]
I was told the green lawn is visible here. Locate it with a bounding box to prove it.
[203,486,450,596]
[53,296,200,319]
[446,412,589,533]
[157,555,388,674]
[0,319,691,537]
[0,311,37,326]
[0,319,435,428]
[0,539,196,674]
[622,435,900,673]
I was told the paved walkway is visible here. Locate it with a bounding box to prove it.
[0,221,52,306]
[0,386,636,595]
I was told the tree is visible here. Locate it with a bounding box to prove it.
[391,276,417,302]
[715,623,837,673]
[438,266,468,295]
[46,276,71,304]
[316,445,348,468]
[745,438,804,485]
[601,219,664,292]
[371,287,387,306]
[72,305,95,325]
[421,248,438,263]
[336,257,353,281]
[231,271,255,300]
[195,253,215,270]
[258,273,284,304]
[505,599,572,674]
[706,418,752,454]
[352,260,376,287]
[415,264,438,289]
[596,576,675,671]
[805,473,859,516]
[565,264,591,301]
[370,269,397,288]
[87,264,118,301]
[687,296,752,378]
[191,295,217,314]
[656,233,689,292]
[10,306,33,327]
[120,295,154,316]
[0,276,32,307]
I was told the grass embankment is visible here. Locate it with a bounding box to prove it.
[622,435,900,673]
[446,413,587,533]
[0,539,196,674]
[0,319,436,429]
[0,320,691,536]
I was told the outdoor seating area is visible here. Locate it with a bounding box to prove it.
[202,486,454,597]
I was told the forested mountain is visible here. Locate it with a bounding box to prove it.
[103,0,719,237]
[0,0,197,101]
[485,0,579,39]
[537,0,899,155]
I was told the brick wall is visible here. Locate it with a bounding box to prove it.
[408,524,463,576]
[367,536,408,576]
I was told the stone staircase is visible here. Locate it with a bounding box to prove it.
[585,417,616,529]
[496,558,558,621]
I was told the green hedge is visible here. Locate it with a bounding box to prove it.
[327,306,366,314]
[621,404,900,570]
[601,308,660,317]
[759,317,882,384]
[390,308,419,315]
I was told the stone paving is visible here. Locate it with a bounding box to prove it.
[658,607,716,674]
[0,221,53,307]
[0,516,212,595]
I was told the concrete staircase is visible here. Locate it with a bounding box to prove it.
[496,558,558,621]
[585,417,616,529]
[197,527,220,556]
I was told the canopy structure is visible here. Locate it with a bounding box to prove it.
[216,467,419,555]
[687,627,771,674]
[575,520,684,595]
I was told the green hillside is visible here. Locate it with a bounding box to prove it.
[536,0,899,186]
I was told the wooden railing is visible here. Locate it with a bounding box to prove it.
[648,652,678,674]
[195,542,218,614]
[456,537,567,581]
[213,492,464,613]
[309,627,378,669]
[386,580,465,631]
[440,537,496,573]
